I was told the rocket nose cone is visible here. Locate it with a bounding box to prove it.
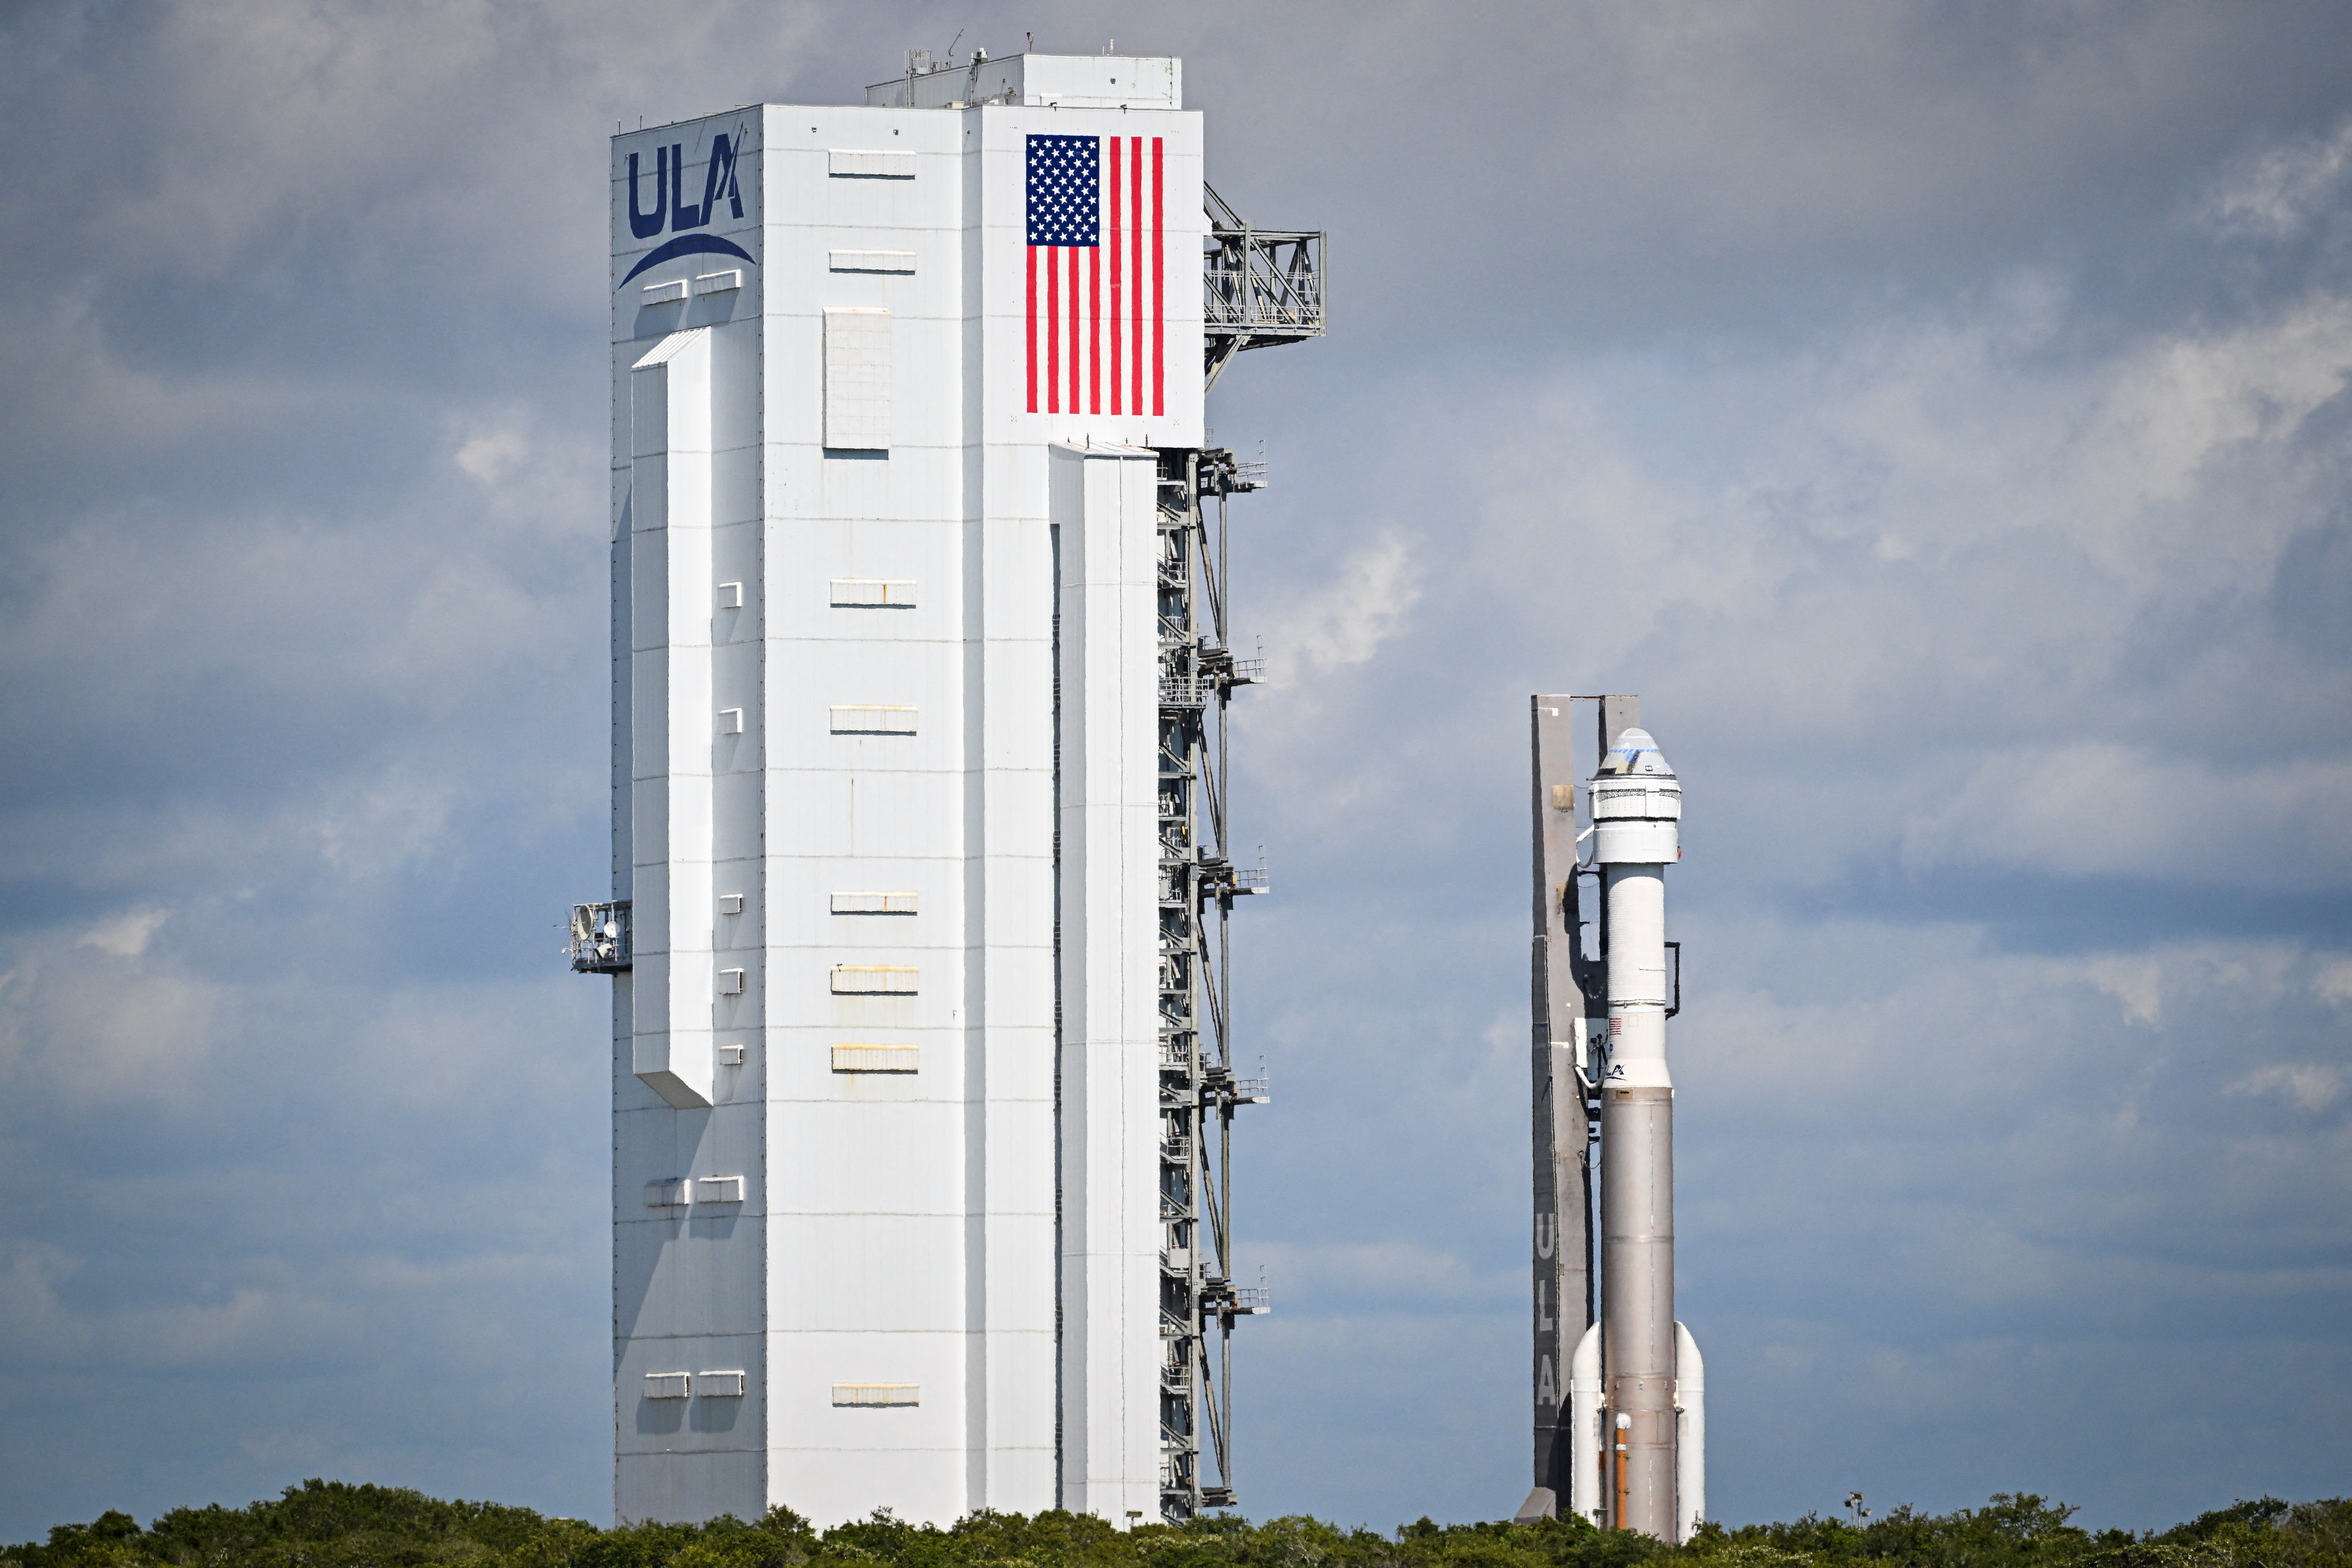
[1605,727,1676,778]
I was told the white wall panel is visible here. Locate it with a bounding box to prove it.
[765,1217,968,1330]
[822,309,892,450]
[1050,442,1164,1523]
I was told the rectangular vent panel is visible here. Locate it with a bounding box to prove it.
[822,308,891,450]
[829,578,916,608]
[697,1369,747,1397]
[829,704,916,734]
[833,1382,919,1406]
[644,1178,690,1208]
[829,249,916,273]
[831,891,918,915]
[827,149,916,179]
[831,965,917,995]
[693,270,741,294]
[832,1044,918,1074]
[696,1175,745,1204]
[644,1372,691,1400]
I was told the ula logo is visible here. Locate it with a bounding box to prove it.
[621,131,755,288]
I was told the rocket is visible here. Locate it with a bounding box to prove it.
[1522,700,1703,1541]
[1592,724,1694,1541]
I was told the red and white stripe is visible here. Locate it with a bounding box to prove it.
[1027,135,1163,417]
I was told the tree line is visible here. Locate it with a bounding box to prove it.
[8,1480,2348,1568]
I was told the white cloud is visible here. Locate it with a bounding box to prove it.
[2083,954,2167,1027]
[1897,742,2352,888]
[2201,119,2352,238]
[1260,532,1422,684]
[2229,1062,2349,1112]
[0,924,222,1107]
[2066,296,2352,574]
[78,907,168,959]
[456,428,528,483]
[309,769,460,877]
[1248,265,2352,898]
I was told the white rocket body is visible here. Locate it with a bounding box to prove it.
[1588,728,1704,1542]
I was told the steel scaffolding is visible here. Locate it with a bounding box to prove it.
[1154,446,1271,1521]
[1203,184,1326,393]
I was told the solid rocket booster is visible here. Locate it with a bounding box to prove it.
[1593,728,1683,1541]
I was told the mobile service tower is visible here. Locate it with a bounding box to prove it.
[569,49,1322,1531]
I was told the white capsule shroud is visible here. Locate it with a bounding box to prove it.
[1589,727,1681,866]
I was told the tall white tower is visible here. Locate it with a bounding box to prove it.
[569,52,1320,1530]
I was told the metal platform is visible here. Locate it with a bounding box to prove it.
[1204,185,1326,393]
[568,900,632,973]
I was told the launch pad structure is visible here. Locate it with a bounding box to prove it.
[570,48,1321,1530]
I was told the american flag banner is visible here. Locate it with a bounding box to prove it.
[1027,133,1163,417]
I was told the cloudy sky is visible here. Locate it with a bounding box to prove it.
[4,0,2350,1544]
